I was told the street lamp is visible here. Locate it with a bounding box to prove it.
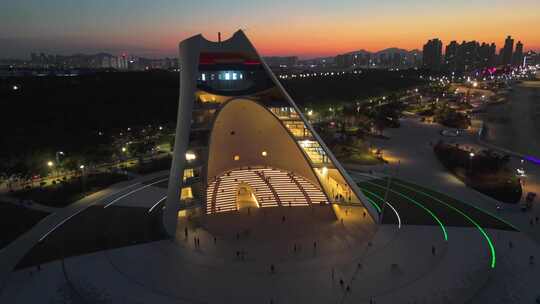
[47,161,54,167]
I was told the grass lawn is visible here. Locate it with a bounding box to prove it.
[333,144,383,166]
[357,178,516,231]
[12,172,130,208]
[0,202,50,249]
[16,205,167,269]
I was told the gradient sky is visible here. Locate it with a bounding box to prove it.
[1,0,539,59]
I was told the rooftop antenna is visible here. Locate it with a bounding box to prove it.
[218,32,221,43]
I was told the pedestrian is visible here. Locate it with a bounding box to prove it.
[339,278,344,287]
[236,251,240,258]
[313,241,317,250]
[431,245,436,256]
[184,227,188,238]
[293,243,297,253]
[346,285,350,292]
[370,297,375,304]
[363,211,366,218]
[282,216,286,222]
[214,236,217,244]
[357,263,362,269]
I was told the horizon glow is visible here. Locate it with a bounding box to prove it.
[1,0,539,59]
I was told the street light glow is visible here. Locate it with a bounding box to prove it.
[47,161,54,167]
[185,152,196,161]
[469,152,475,158]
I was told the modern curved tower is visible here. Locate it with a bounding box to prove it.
[164,30,378,236]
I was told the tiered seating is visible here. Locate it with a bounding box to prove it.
[293,174,328,205]
[258,168,310,207]
[206,167,329,214]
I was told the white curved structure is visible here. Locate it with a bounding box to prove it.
[164,30,378,236]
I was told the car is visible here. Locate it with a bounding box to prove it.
[521,192,536,211]
[440,129,460,137]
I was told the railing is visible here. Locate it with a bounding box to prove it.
[289,173,312,205]
[254,171,282,207]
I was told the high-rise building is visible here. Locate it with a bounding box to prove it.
[478,42,496,68]
[501,35,514,66]
[523,51,538,67]
[513,41,524,66]
[444,41,459,71]
[422,39,443,70]
[164,30,378,236]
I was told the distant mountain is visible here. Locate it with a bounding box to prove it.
[349,48,422,56]
[305,48,422,62]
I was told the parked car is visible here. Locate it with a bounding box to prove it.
[521,192,536,211]
[440,129,460,137]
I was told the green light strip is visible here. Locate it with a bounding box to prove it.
[393,181,497,269]
[364,193,382,213]
[395,179,519,232]
[358,181,449,241]
[360,187,401,228]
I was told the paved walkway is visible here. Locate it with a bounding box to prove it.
[358,117,540,244]
[3,203,538,303]
[0,195,60,213]
[0,170,169,295]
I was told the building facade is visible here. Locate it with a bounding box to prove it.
[164,30,378,235]
[422,39,443,71]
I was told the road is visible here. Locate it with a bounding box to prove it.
[356,116,540,243]
[480,80,540,158]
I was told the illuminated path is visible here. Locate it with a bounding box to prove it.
[2,173,539,303]
[353,173,518,269]
[359,181,449,241]
[360,188,401,229]
[0,171,170,295]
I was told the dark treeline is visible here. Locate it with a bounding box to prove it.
[1,71,179,159]
[283,69,425,106]
[0,69,423,160]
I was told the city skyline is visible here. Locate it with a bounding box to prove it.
[2,0,540,59]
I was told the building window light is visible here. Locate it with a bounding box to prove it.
[201,73,206,81]
[185,152,196,161]
[183,168,194,181]
[232,72,237,80]
[181,187,193,199]
[233,155,240,161]
[239,73,243,79]
[261,151,268,157]
[225,72,230,80]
